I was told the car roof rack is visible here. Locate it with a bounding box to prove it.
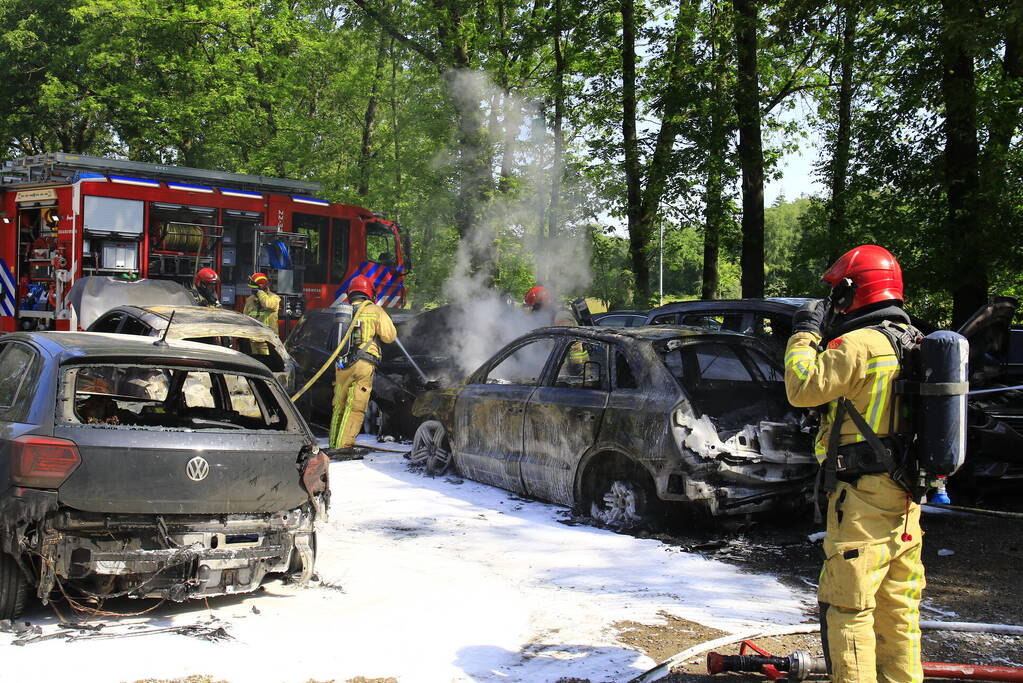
[1,153,321,195]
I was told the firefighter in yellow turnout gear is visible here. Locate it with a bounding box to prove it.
[328,276,396,457]
[784,245,924,683]
[244,272,281,354]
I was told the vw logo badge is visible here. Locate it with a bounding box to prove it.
[186,456,210,482]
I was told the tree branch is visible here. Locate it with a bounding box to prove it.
[350,0,440,65]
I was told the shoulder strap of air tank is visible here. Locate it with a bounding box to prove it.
[823,399,847,493]
[874,320,925,358]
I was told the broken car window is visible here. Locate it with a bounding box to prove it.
[694,345,752,381]
[0,342,37,413]
[554,341,606,389]
[61,364,290,431]
[120,316,151,336]
[486,339,556,386]
[614,350,638,389]
[747,348,784,382]
[90,313,124,333]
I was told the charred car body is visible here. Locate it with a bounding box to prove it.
[87,304,297,391]
[645,296,1023,496]
[412,325,817,525]
[0,332,327,619]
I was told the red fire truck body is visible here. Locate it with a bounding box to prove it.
[0,154,407,333]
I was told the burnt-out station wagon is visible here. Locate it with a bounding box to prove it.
[0,332,328,619]
[412,325,818,527]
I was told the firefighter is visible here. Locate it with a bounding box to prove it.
[191,267,221,307]
[327,276,397,457]
[554,309,589,373]
[783,245,924,683]
[243,272,281,354]
[524,284,550,311]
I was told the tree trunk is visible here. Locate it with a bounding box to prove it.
[621,0,648,306]
[547,0,565,252]
[732,0,765,298]
[702,3,728,300]
[637,0,697,245]
[978,0,1023,281]
[827,1,856,260]
[358,27,389,196]
[941,0,985,327]
[390,38,402,205]
[434,0,495,281]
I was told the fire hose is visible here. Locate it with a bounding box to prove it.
[630,621,1023,683]
[290,301,369,402]
[707,647,1023,681]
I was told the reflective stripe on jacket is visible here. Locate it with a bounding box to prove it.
[784,328,900,461]
[352,301,397,359]
[243,289,281,331]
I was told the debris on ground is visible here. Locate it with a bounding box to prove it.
[7,618,232,647]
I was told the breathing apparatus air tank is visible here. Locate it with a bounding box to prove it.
[913,330,969,476]
[333,302,354,369]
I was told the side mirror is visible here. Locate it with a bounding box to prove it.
[583,361,602,389]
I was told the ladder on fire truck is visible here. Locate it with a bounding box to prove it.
[1,153,322,195]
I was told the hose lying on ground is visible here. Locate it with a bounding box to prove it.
[629,620,1023,683]
[923,503,1023,521]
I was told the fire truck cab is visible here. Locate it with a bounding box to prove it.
[0,153,408,333]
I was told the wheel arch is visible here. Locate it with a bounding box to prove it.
[574,446,658,509]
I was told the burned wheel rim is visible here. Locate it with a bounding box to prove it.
[591,479,646,529]
[410,420,451,476]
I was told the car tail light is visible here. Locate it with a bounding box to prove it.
[10,435,81,488]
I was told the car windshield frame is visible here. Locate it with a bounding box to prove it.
[55,361,303,433]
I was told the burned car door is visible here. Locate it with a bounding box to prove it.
[521,339,609,505]
[454,338,556,493]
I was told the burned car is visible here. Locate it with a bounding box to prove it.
[88,305,297,391]
[645,296,1023,498]
[411,325,818,526]
[0,332,327,619]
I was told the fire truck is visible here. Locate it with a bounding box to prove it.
[0,153,409,332]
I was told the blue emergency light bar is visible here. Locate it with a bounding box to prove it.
[109,175,161,188]
[291,195,330,206]
[220,188,263,199]
[167,181,214,194]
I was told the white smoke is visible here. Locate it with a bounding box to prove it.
[412,69,595,378]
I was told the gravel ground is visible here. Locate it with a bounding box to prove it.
[608,500,1023,682]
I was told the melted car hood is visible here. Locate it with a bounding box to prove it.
[69,277,195,329]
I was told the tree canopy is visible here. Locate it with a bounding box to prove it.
[2,0,1020,324]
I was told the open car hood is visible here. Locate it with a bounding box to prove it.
[957,296,1019,385]
[69,277,194,329]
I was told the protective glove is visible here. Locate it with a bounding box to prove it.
[792,298,827,336]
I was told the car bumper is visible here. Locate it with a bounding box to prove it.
[40,507,317,601]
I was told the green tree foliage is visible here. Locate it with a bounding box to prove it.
[1,0,1018,318]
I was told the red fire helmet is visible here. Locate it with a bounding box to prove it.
[347,275,376,299]
[524,285,550,309]
[248,272,270,289]
[195,267,219,287]
[821,244,903,312]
